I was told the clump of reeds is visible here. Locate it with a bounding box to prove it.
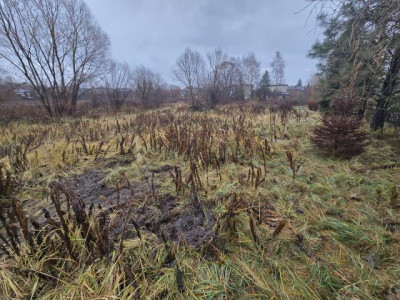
[390,185,399,209]
[286,149,301,179]
[0,164,14,197]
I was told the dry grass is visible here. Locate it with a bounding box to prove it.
[0,102,399,299]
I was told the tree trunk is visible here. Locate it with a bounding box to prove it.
[189,86,196,108]
[69,87,80,115]
[370,97,387,130]
[370,45,400,130]
[357,98,367,116]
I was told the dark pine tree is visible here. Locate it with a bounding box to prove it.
[256,70,271,100]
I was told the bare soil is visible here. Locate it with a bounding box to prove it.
[60,169,216,248]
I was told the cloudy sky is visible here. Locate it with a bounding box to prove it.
[85,0,323,86]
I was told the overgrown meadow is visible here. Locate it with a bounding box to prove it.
[0,103,399,299]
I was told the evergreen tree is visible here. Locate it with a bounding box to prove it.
[309,0,400,129]
[296,79,303,87]
[311,96,367,158]
[256,70,271,100]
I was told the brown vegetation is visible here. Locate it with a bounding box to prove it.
[0,102,399,299]
[311,97,367,157]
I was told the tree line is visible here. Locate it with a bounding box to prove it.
[173,48,287,108]
[0,0,290,115]
[6,0,397,131]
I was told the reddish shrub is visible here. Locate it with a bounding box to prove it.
[307,100,318,111]
[311,97,367,158]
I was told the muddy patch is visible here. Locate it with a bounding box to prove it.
[102,195,216,248]
[60,170,215,248]
[129,194,216,248]
[19,166,215,249]
[62,170,149,207]
[162,202,215,246]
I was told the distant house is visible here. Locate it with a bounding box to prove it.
[15,84,36,100]
[269,84,289,99]
[265,84,306,102]
[287,86,305,92]
[228,84,254,101]
[269,84,288,93]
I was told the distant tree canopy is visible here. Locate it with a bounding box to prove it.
[173,48,261,107]
[132,66,163,107]
[173,48,205,108]
[104,61,132,112]
[242,52,261,86]
[309,0,400,130]
[270,51,285,85]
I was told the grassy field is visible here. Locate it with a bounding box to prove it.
[0,103,399,299]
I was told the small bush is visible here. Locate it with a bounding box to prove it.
[307,100,318,111]
[311,97,367,158]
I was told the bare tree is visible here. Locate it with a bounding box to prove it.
[0,0,110,116]
[132,66,162,107]
[218,58,244,102]
[242,52,261,86]
[204,49,228,108]
[104,61,132,112]
[173,48,205,107]
[270,51,285,85]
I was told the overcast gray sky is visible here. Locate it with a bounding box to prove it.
[85,0,322,86]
